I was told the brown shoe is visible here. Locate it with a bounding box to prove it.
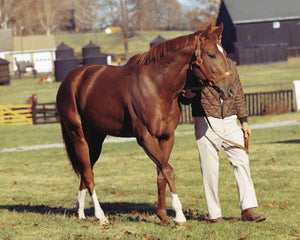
[241,208,266,223]
[209,217,224,223]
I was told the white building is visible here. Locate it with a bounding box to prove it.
[0,29,56,75]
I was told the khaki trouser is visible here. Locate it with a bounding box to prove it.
[194,115,258,220]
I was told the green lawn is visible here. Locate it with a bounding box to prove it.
[0,119,299,239]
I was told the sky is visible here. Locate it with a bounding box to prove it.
[177,0,213,11]
[178,0,197,9]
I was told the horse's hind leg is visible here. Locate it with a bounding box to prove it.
[61,117,108,224]
[77,129,108,224]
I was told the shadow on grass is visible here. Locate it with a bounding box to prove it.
[0,202,226,222]
[0,202,156,217]
[269,139,300,144]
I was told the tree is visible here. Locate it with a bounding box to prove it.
[185,0,220,30]
[0,0,21,29]
[155,0,182,30]
[98,0,139,60]
[34,0,72,35]
[73,0,100,31]
[98,0,183,60]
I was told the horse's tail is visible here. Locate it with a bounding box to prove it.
[57,66,91,176]
[60,120,81,176]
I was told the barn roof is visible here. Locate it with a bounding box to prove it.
[13,35,56,51]
[222,0,300,24]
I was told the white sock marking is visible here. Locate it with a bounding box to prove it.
[171,192,187,223]
[77,189,87,219]
[91,189,109,225]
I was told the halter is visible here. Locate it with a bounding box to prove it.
[188,37,249,154]
[190,37,232,86]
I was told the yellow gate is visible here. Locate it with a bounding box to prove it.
[0,105,33,125]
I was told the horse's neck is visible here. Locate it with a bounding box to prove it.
[154,52,193,95]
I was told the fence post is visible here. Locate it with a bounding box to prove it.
[32,102,37,124]
[293,80,300,111]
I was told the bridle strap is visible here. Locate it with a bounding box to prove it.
[191,37,232,85]
[212,71,232,84]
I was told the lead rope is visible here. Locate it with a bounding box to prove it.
[204,114,249,154]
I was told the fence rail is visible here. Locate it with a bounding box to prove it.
[0,104,33,125]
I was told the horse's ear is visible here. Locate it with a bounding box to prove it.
[213,23,224,38]
[203,24,212,37]
[201,24,212,42]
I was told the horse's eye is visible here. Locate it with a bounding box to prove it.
[208,54,216,59]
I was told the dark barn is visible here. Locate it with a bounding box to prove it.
[216,0,300,65]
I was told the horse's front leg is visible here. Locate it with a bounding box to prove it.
[157,167,168,223]
[140,132,186,225]
[159,135,186,225]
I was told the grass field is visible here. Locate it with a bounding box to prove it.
[0,117,299,239]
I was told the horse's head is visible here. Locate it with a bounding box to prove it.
[190,24,235,100]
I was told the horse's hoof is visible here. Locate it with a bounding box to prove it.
[99,219,109,225]
[174,220,187,227]
[160,219,170,225]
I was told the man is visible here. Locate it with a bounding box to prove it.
[179,58,266,223]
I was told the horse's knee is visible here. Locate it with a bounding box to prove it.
[162,165,175,181]
[157,173,166,186]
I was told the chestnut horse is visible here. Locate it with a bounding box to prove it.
[56,24,235,225]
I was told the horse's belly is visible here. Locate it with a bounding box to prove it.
[82,101,134,137]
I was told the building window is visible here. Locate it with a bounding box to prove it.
[273,21,280,29]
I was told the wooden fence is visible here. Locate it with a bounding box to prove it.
[32,103,59,124]
[1,89,294,126]
[0,104,33,125]
[288,47,300,57]
[245,89,294,116]
[179,89,295,124]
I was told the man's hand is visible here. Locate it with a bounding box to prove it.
[242,122,251,139]
[181,89,196,99]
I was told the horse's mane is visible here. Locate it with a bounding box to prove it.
[128,31,201,66]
